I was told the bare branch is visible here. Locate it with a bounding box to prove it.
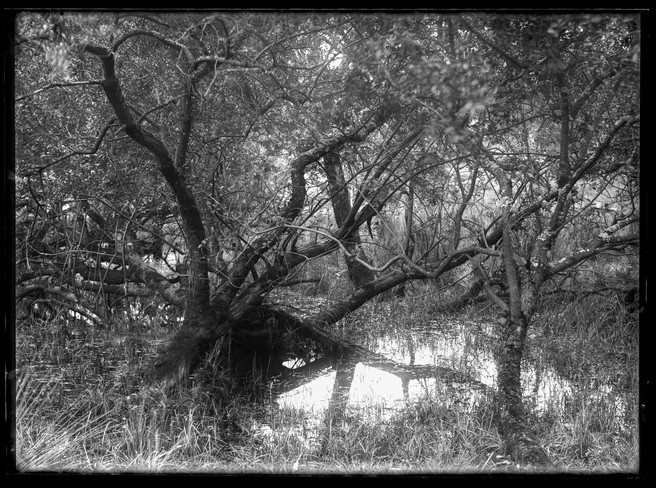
[111,29,194,64]
[16,80,103,102]
[545,215,639,277]
[26,118,117,175]
[16,284,77,302]
[570,70,618,119]
[571,115,640,183]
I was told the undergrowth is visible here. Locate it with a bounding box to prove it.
[12,284,639,474]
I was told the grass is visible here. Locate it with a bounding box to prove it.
[11,284,640,474]
[519,290,640,473]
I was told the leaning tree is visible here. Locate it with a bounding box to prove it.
[13,11,640,466]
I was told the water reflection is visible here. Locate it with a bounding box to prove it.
[274,322,629,425]
[276,367,337,412]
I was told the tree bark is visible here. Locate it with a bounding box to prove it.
[496,313,553,467]
[484,171,554,468]
[323,150,375,287]
[395,179,416,297]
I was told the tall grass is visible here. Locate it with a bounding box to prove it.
[15,369,119,471]
[14,365,244,472]
[12,280,639,473]
[519,290,640,472]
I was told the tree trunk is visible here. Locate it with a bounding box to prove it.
[496,217,553,468]
[496,314,526,424]
[323,150,375,287]
[496,314,553,468]
[396,179,416,297]
[149,307,225,384]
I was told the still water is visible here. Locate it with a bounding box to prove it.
[273,320,629,424]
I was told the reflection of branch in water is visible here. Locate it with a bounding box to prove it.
[273,356,336,395]
[273,347,494,402]
[364,361,494,394]
[271,307,494,402]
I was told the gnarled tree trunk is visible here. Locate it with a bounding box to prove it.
[324,150,375,287]
[495,216,553,468]
[496,314,553,467]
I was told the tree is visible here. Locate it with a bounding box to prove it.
[13,11,640,466]
[445,13,640,464]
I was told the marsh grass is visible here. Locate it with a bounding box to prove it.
[314,387,501,472]
[15,369,120,471]
[12,282,639,474]
[516,290,639,473]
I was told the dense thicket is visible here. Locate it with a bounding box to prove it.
[14,11,640,466]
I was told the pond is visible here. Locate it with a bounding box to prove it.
[269,319,631,448]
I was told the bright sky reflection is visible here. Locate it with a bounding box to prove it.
[274,326,629,423]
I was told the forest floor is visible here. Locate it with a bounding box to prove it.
[12,289,640,475]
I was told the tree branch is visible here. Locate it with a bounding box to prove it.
[545,215,639,277]
[27,118,117,175]
[213,117,387,309]
[111,29,193,64]
[459,18,528,70]
[16,80,103,102]
[571,114,640,182]
[84,43,211,311]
